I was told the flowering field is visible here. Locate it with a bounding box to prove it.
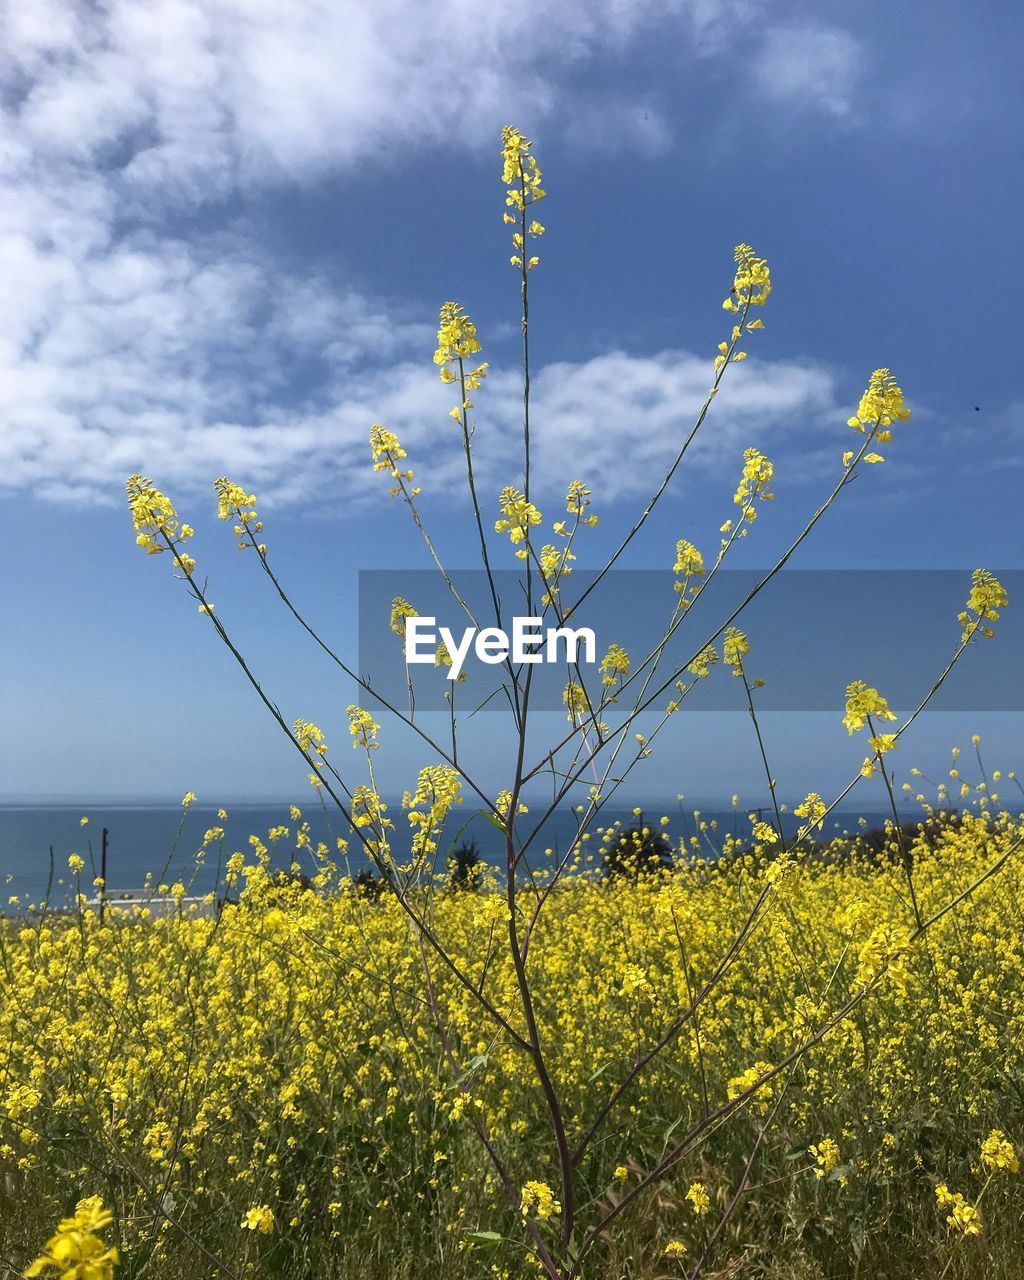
[4,118,1019,1280]
[3,796,1023,1279]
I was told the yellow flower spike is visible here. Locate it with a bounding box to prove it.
[733,448,775,516]
[294,719,328,763]
[495,486,541,551]
[563,680,589,722]
[957,569,1009,643]
[241,1204,275,1234]
[214,476,256,523]
[686,1182,711,1214]
[847,368,911,436]
[723,627,750,676]
[27,1197,118,1280]
[495,789,528,820]
[369,424,415,497]
[935,1185,981,1236]
[809,1137,842,1180]
[390,597,417,646]
[126,474,194,564]
[599,643,630,694]
[727,1061,775,1114]
[673,539,705,583]
[434,303,488,419]
[688,644,718,679]
[565,479,598,525]
[404,765,463,863]
[795,792,827,832]
[980,1129,1019,1173]
[723,243,772,312]
[502,125,546,268]
[519,1180,560,1220]
[843,680,897,734]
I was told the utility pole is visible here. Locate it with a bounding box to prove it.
[100,827,109,924]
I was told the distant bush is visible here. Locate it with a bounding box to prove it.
[448,838,485,890]
[602,813,674,877]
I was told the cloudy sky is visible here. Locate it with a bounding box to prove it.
[1,0,1021,805]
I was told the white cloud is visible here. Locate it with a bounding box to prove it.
[3,0,759,200]
[753,24,863,117]
[0,261,842,507]
[0,0,861,510]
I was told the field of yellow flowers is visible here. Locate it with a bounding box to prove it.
[2,795,1023,1280]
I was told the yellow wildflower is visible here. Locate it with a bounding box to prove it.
[980,1129,1019,1174]
[520,1180,560,1220]
[241,1204,275,1234]
[27,1197,118,1280]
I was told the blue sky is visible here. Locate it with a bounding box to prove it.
[0,0,1021,808]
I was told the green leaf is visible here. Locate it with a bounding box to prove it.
[466,1231,503,1246]
[456,1052,489,1083]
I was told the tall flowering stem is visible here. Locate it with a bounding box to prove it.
[117,129,1020,1280]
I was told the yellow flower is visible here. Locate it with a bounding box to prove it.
[957,569,1008,644]
[751,819,779,846]
[501,125,546,232]
[495,486,542,557]
[686,1181,711,1214]
[847,368,910,440]
[980,1129,1019,1174]
[434,301,483,367]
[370,425,416,497]
[794,793,827,832]
[619,964,652,999]
[673,539,705,591]
[663,1240,687,1257]
[843,680,897,734]
[722,244,771,312]
[294,719,328,764]
[856,923,911,994]
[688,645,718,679]
[241,1204,275,1234]
[495,790,528,820]
[809,1137,842,1180]
[564,480,598,527]
[732,449,775,518]
[404,765,463,861]
[520,1180,560,1220]
[723,627,750,676]
[563,680,589,722]
[935,1185,981,1236]
[728,1061,775,1115]
[214,477,264,553]
[599,643,630,692]
[347,705,381,751]
[434,302,488,416]
[126,475,193,562]
[27,1196,118,1280]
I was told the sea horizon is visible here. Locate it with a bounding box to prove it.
[3,798,912,908]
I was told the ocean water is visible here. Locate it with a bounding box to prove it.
[0,801,891,909]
